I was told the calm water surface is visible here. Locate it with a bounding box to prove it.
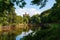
[16,30,33,40]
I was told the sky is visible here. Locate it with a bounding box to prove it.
[14,0,56,16]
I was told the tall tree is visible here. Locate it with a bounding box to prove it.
[23,13,30,24]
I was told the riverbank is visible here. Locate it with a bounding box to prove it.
[0,23,40,32]
[0,23,40,40]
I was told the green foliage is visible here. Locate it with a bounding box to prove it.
[16,16,23,23]
[0,32,16,40]
[0,0,60,40]
[31,0,48,8]
[22,24,60,40]
[30,14,41,24]
[23,14,30,24]
[0,7,18,26]
[0,0,26,12]
[0,0,26,26]
[21,0,60,40]
[40,9,51,23]
[48,0,60,22]
[40,0,60,23]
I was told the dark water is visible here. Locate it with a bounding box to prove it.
[16,30,33,40]
[0,26,31,40]
[0,25,40,40]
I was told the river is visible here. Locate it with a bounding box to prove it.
[16,30,33,40]
[0,25,40,40]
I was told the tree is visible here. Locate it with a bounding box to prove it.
[0,0,26,12]
[21,0,60,40]
[0,0,26,26]
[40,9,52,23]
[48,0,60,23]
[30,14,41,24]
[0,0,51,25]
[23,13,30,24]
[40,0,60,23]
[21,24,60,40]
[7,7,17,24]
[31,0,48,8]
[16,16,23,24]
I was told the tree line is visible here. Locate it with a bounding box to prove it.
[21,0,60,40]
[0,0,60,40]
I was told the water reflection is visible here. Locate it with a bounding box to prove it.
[0,26,30,40]
[16,30,33,40]
[0,25,40,40]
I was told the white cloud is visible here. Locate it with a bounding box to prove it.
[15,8,41,16]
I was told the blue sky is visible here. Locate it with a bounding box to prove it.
[15,0,56,16]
